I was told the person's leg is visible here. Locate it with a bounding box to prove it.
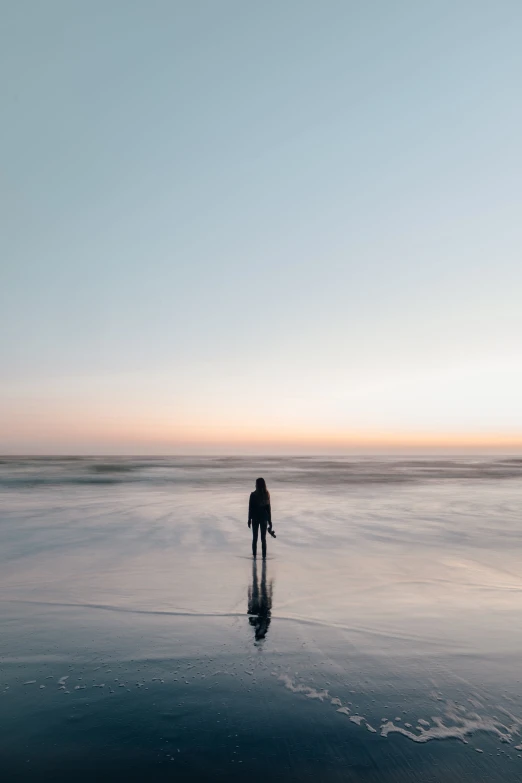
[260,520,267,559]
[252,520,259,557]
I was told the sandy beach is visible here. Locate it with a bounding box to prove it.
[2,456,522,781]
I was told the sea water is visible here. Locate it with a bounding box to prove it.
[1,456,522,781]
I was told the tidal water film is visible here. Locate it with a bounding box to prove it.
[1,456,522,782]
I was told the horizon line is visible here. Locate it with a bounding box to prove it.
[1,450,521,459]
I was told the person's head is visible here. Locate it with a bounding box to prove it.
[255,477,270,504]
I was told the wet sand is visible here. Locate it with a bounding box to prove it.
[1,457,522,780]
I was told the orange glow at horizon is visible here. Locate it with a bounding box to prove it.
[2,409,522,453]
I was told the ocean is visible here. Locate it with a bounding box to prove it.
[1,456,522,781]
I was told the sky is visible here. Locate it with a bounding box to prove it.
[1,0,522,454]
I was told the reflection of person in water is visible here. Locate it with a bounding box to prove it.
[248,477,272,559]
[248,558,273,641]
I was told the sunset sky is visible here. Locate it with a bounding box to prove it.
[2,1,522,454]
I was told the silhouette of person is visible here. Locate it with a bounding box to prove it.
[248,477,272,559]
[247,558,273,641]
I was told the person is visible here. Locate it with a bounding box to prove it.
[248,477,272,559]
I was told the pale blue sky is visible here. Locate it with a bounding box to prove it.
[1,1,522,452]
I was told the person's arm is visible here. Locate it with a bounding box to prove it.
[267,501,272,529]
[248,493,253,528]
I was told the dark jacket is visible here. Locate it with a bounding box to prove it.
[249,491,272,525]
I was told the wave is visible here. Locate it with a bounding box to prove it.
[1,598,464,646]
[0,456,521,489]
[275,672,522,751]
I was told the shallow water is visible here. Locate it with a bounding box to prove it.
[1,456,522,781]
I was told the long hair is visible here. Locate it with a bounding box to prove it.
[255,477,270,506]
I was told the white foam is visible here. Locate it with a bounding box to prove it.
[277,674,329,701]
[380,703,516,745]
[273,671,522,753]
